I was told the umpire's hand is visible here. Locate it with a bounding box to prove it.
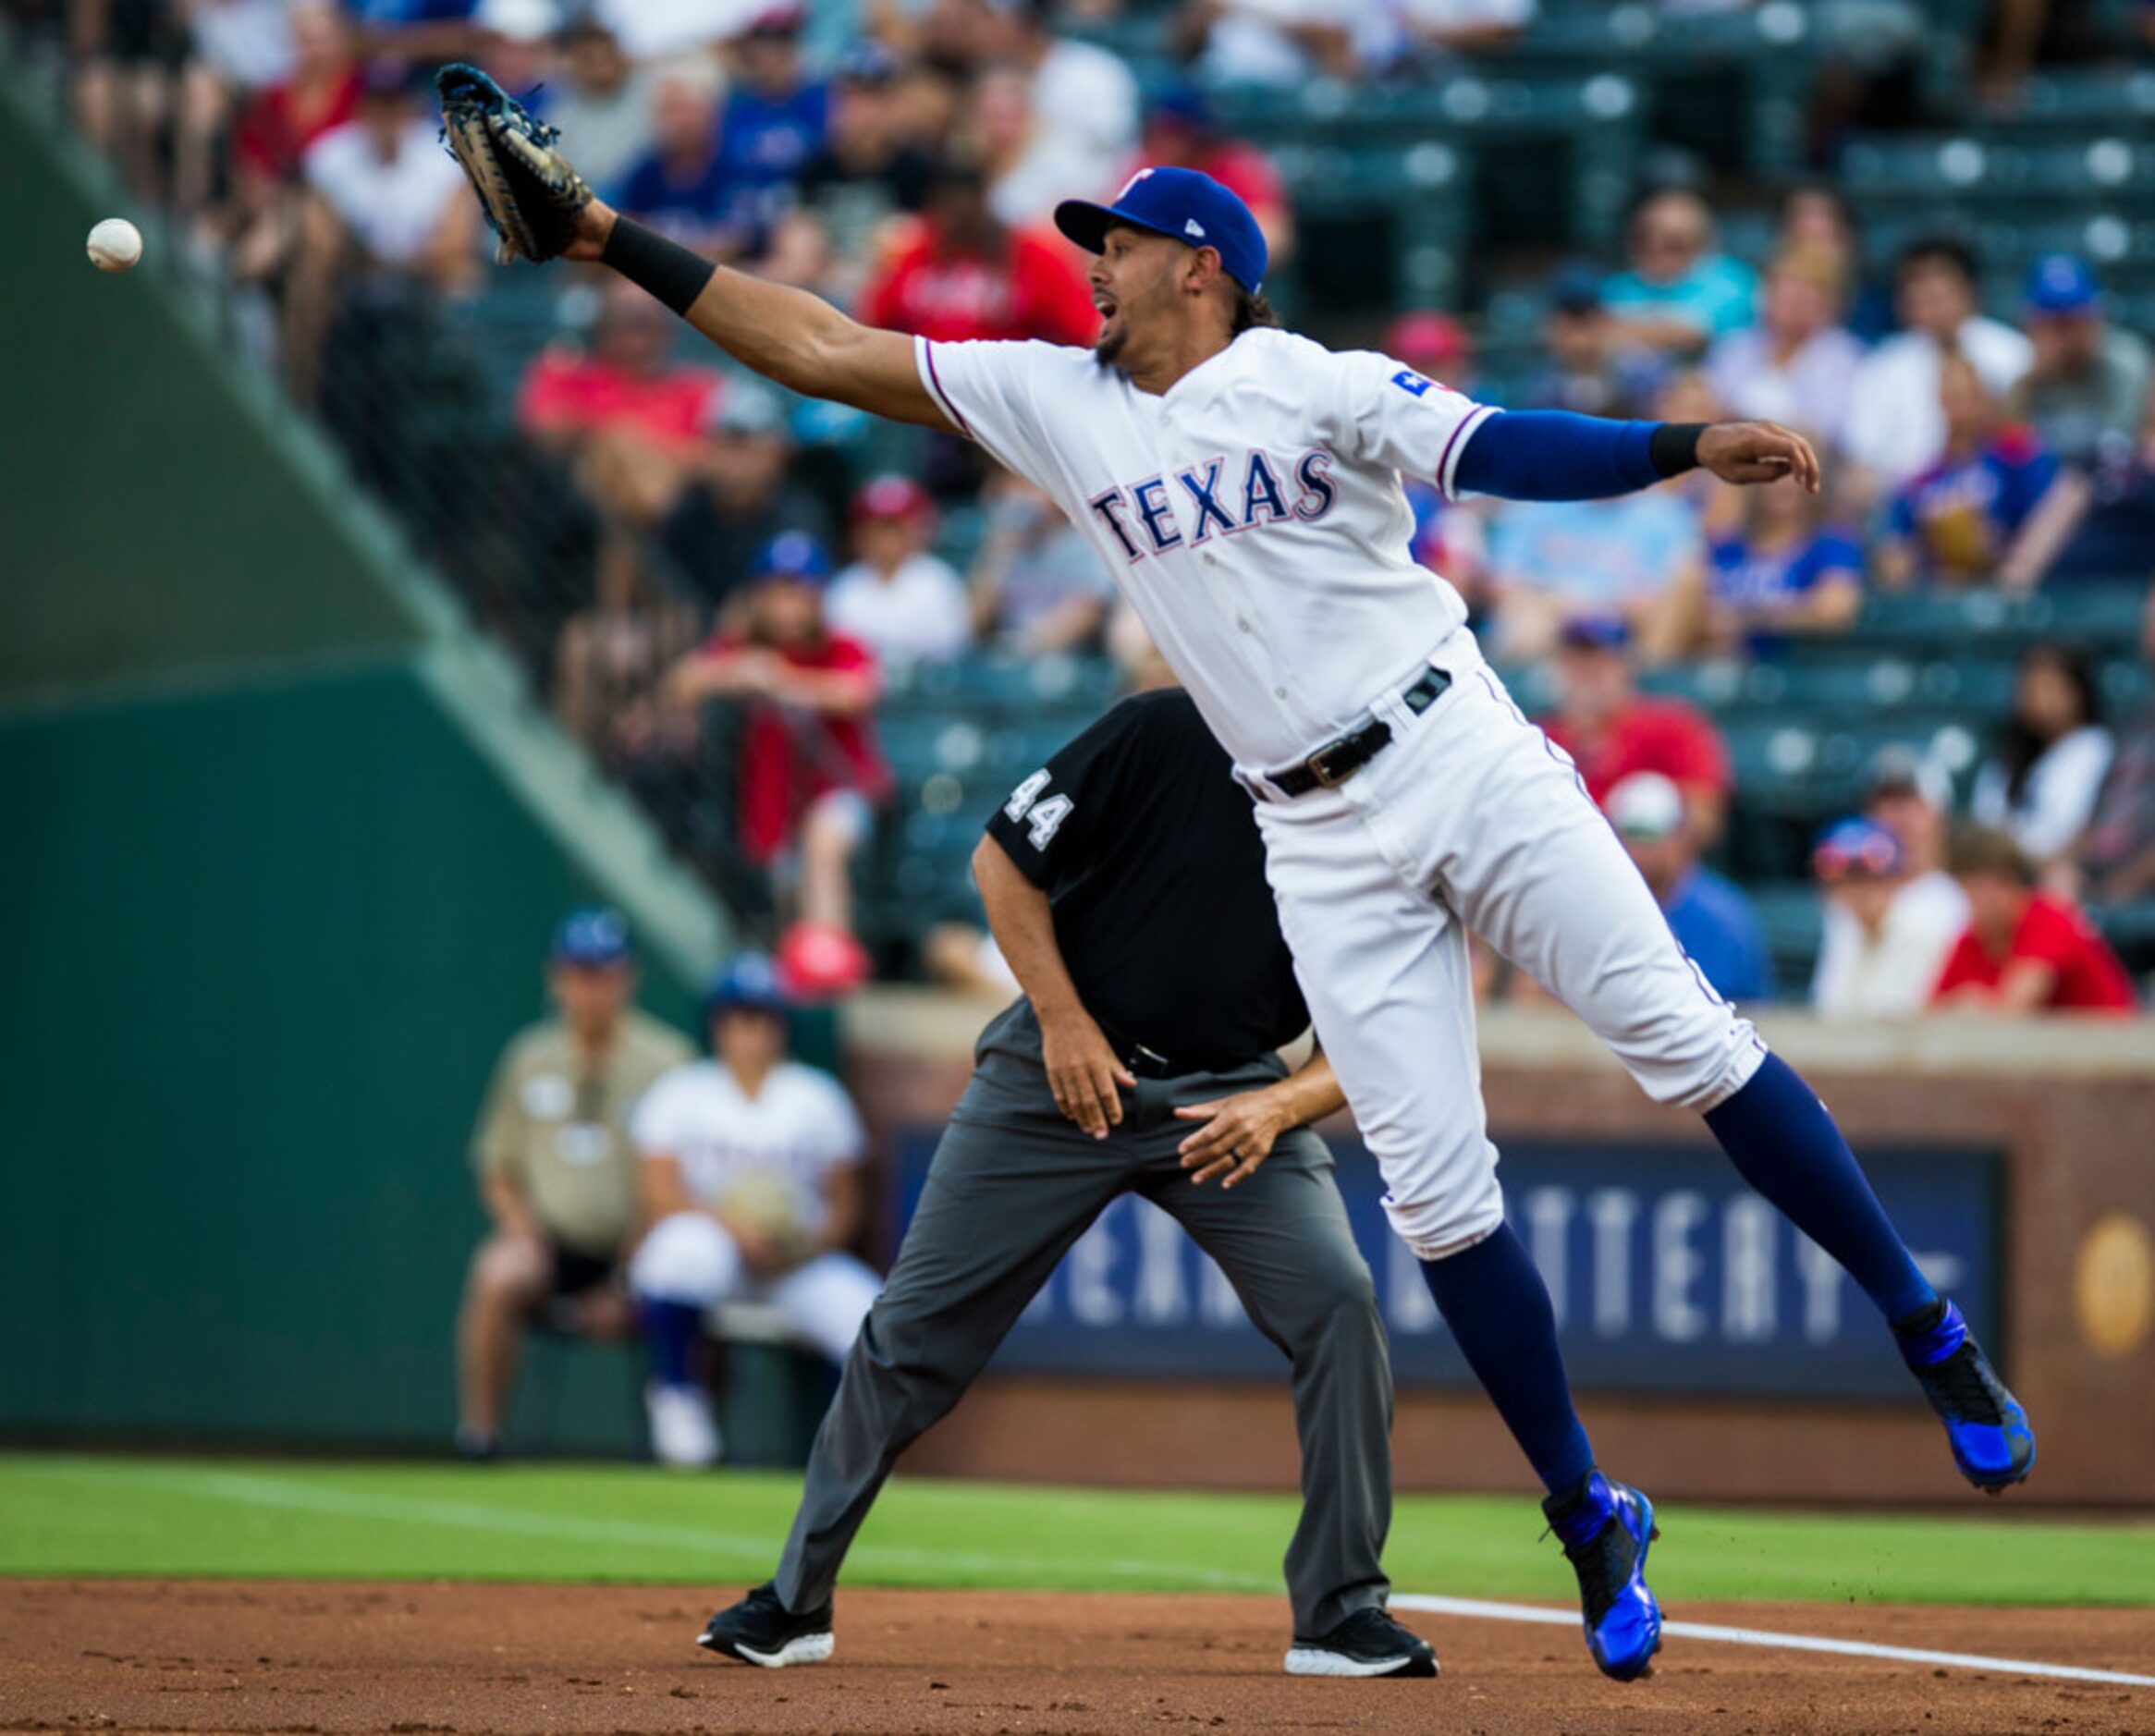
[1174,1087,1293,1190]
[1039,1006,1136,1139]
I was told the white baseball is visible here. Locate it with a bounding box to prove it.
[87,217,143,273]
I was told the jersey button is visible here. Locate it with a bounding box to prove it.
[1203,552,1218,567]
[1274,686,1289,699]
[1237,617,1252,633]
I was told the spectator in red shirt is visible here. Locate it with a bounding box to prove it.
[517,278,727,528]
[857,158,1099,348]
[214,2,358,310]
[1539,613,1732,844]
[667,533,891,974]
[1933,825,2137,1013]
[228,1,359,186]
[1130,84,1295,268]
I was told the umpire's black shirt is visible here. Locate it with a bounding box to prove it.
[983,689,1309,1074]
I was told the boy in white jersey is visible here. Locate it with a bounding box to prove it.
[444,118,2034,1683]
[631,954,880,1467]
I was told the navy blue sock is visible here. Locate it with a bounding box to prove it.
[1704,1053,1937,1326]
[1421,1222,1597,1498]
[641,1299,702,1388]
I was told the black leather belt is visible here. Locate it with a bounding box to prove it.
[1096,1021,1181,1080]
[1267,666,1451,798]
[1123,1043,1177,1081]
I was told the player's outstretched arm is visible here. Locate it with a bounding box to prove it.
[1451,411,1821,501]
[563,201,957,434]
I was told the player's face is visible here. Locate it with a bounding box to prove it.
[1089,226,1185,369]
[550,962,632,1038]
[714,1007,788,1074]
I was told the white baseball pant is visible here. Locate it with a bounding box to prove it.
[1253,626,1766,1261]
[630,1211,881,1363]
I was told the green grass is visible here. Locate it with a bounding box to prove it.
[1,1453,2148,1607]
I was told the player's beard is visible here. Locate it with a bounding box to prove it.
[1093,317,1129,370]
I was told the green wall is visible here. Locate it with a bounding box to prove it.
[0,71,415,697]
[0,47,704,1454]
[0,668,692,1451]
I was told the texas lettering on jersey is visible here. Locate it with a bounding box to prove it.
[1085,448,1339,561]
[916,326,1495,767]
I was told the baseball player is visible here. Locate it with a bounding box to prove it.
[437,83,2035,1682]
[700,686,1430,1678]
[630,955,881,1467]
[458,908,695,1461]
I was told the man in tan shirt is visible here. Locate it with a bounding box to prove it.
[456,908,694,1459]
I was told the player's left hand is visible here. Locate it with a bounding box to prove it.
[1173,1089,1290,1189]
[1697,421,1823,494]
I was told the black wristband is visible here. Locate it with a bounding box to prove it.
[1649,422,1708,478]
[600,215,717,317]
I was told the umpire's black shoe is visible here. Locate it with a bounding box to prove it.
[1284,1606,1439,1678]
[696,1583,834,1668]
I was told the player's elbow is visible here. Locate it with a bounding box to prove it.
[775,317,875,403]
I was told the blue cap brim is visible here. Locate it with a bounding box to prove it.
[1054,198,1262,294]
[1056,198,1167,256]
[554,947,631,967]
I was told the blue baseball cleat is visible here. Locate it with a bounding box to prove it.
[1896,1300,2036,1493]
[1543,1471,1662,1681]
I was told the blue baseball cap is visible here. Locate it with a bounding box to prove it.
[2026,252,2100,315]
[551,906,633,967]
[1548,261,1606,314]
[753,530,831,584]
[1559,611,1631,652]
[1812,817,1905,882]
[703,952,791,1020]
[1055,165,1267,298]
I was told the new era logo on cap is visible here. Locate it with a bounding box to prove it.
[1184,218,1206,238]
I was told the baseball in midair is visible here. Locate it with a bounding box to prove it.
[87,217,143,273]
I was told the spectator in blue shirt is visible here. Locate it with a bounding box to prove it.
[1607,771,1776,1002]
[344,0,476,62]
[1603,188,1759,361]
[1705,474,1865,654]
[615,61,731,249]
[709,4,830,253]
[1877,352,2063,589]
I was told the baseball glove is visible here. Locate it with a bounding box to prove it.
[435,62,592,264]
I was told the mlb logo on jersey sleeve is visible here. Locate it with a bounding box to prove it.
[1391,369,1436,398]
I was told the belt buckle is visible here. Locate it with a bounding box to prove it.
[1305,739,1356,788]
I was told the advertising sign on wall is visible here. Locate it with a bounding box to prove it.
[888,1131,2000,1399]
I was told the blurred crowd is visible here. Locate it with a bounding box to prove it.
[15,0,2155,1012]
[1502,598,2152,1017]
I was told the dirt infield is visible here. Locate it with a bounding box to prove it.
[2,1580,2150,1736]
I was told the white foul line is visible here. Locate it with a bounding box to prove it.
[1390,1594,2155,1689]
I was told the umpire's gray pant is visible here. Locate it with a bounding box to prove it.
[774,998,1394,1637]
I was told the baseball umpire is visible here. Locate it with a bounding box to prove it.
[698,687,1432,1680]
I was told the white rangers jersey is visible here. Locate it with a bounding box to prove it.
[916,326,1495,770]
